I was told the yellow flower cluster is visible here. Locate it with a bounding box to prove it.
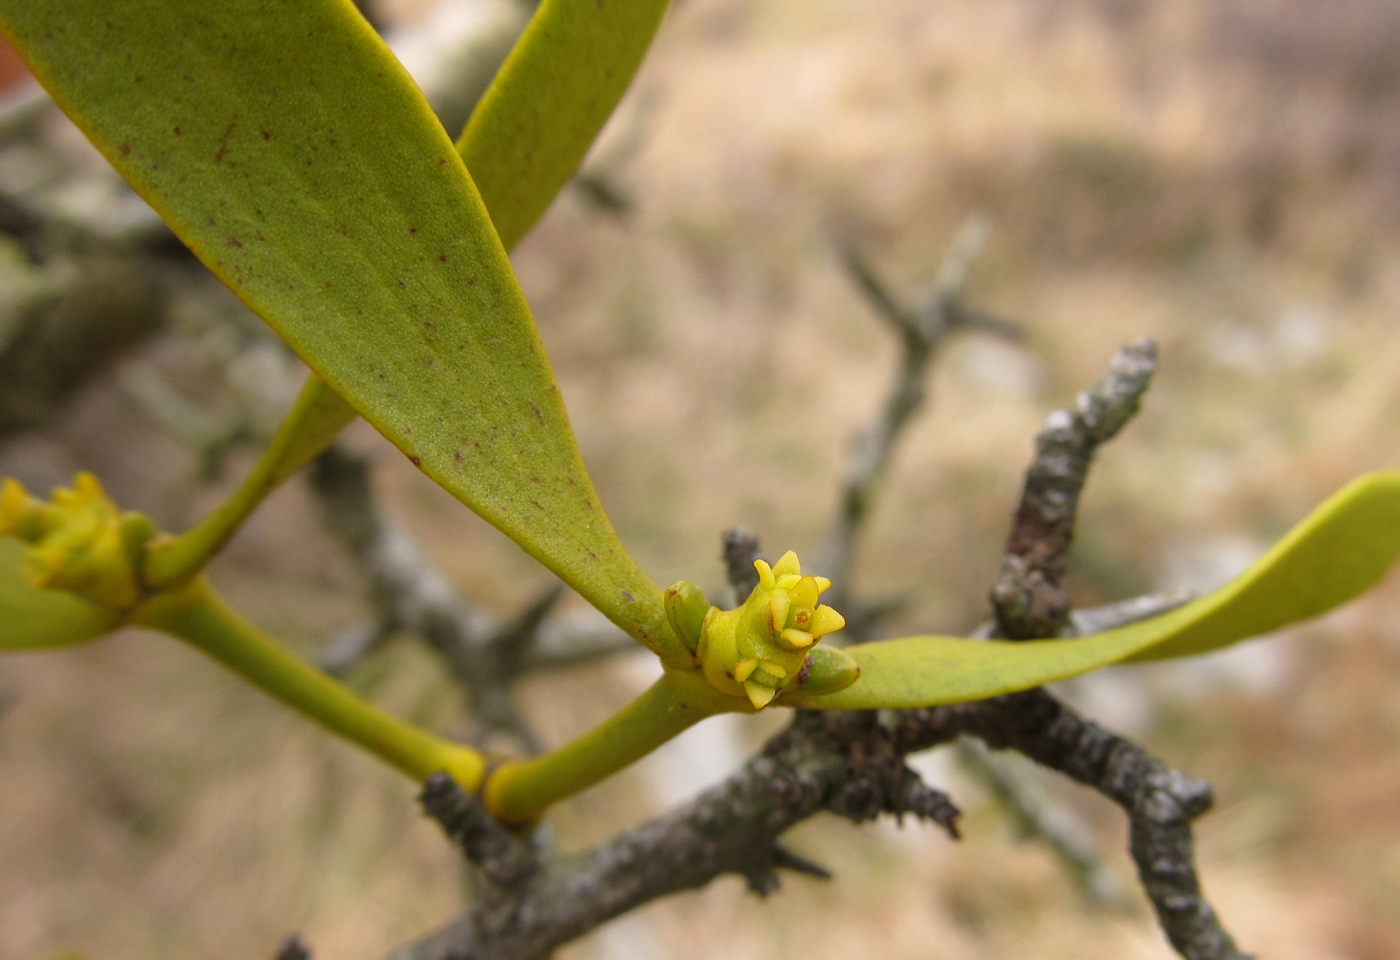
[0,472,153,610]
[666,551,859,709]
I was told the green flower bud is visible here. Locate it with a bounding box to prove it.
[680,550,851,710]
[794,645,860,696]
[664,580,712,655]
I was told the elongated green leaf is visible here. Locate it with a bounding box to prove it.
[790,472,1400,709]
[460,0,670,249]
[150,1,670,586]
[1,1,686,663]
[0,538,119,650]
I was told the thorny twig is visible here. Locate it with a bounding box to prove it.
[823,213,1021,619]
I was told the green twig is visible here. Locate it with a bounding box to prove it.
[134,576,484,789]
[484,669,741,823]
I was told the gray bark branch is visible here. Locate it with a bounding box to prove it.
[382,343,1246,960]
[991,339,1158,639]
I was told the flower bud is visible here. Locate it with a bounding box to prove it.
[664,580,712,655]
[680,550,853,710]
[0,472,152,611]
[794,646,860,696]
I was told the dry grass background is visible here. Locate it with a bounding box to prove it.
[4,0,1400,957]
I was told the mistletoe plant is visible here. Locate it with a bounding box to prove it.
[2,0,1399,864]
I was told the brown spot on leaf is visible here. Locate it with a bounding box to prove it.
[409,456,422,467]
[119,140,132,157]
[213,120,236,164]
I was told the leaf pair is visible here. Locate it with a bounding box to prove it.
[0,0,684,660]
[3,0,1399,717]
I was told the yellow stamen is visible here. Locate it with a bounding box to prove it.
[743,680,777,709]
[772,550,801,579]
[775,573,802,590]
[813,576,832,593]
[74,471,105,498]
[789,576,819,609]
[753,559,775,591]
[780,628,814,648]
[761,661,787,679]
[810,605,846,639]
[768,594,791,635]
[0,477,28,534]
[733,658,758,683]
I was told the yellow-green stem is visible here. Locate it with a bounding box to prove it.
[134,577,485,789]
[144,376,356,589]
[484,669,743,823]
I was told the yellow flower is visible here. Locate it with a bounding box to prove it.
[667,550,858,709]
[0,473,153,610]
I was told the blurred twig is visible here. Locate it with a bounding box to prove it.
[273,935,311,960]
[720,527,762,603]
[571,91,660,219]
[815,218,1140,906]
[0,84,52,142]
[823,213,1022,618]
[309,443,634,755]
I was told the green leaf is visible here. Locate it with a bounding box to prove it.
[0,537,119,650]
[153,0,671,587]
[459,0,670,250]
[1,1,686,662]
[789,471,1400,709]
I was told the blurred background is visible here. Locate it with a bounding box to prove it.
[3,0,1400,957]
